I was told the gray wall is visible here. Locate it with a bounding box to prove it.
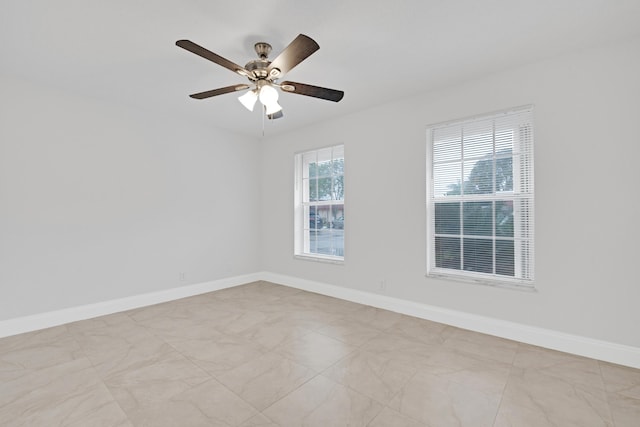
[259,37,640,348]
[0,75,261,320]
[2,35,638,351]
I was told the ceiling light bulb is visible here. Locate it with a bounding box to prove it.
[264,100,282,115]
[258,84,279,105]
[238,90,257,111]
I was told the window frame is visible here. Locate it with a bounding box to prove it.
[294,144,345,263]
[426,106,535,289]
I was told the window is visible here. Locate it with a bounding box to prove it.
[427,107,534,287]
[294,145,345,261]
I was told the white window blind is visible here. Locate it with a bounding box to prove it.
[427,107,534,287]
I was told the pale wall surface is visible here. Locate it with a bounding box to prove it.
[259,37,640,347]
[0,75,261,320]
[2,36,638,350]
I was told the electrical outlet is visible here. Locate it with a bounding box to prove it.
[179,272,186,282]
[379,279,386,290]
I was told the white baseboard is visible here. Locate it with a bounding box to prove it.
[260,271,640,369]
[2,270,639,369]
[0,272,262,339]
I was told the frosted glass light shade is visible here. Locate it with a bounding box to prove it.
[238,90,258,111]
[264,101,282,115]
[258,84,279,105]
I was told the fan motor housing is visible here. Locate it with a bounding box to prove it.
[245,42,275,79]
[245,59,270,79]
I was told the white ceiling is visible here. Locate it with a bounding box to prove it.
[2,0,640,138]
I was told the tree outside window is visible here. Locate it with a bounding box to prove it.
[427,108,534,287]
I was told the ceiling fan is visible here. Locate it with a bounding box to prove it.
[176,34,344,120]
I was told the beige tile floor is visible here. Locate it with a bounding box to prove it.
[1,281,639,426]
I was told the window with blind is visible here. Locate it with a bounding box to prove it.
[294,145,345,262]
[426,107,534,287]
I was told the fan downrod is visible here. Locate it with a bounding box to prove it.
[254,42,272,59]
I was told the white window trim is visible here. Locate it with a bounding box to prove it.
[426,106,535,289]
[294,144,345,263]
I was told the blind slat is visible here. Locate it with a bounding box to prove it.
[427,107,534,286]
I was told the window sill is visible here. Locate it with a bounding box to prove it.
[294,254,344,265]
[426,270,536,292]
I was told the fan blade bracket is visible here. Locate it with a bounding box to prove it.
[268,68,281,79]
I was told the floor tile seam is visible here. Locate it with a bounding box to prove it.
[252,411,283,427]
[101,376,223,426]
[608,391,640,406]
[364,312,406,332]
[364,407,429,427]
[94,375,135,426]
[257,369,324,416]
[66,334,131,403]
[63,326,109,381]
[305,340,361,375]
[355,391,387,426]
[4,348,133,427]
[373,326,446,347]
[436,352,517,374]
[355,330,391,349]
[429,342,519,374]
[197,339,287,374]
[364,409,386,427]
[0,383,100,425]
[263,373,387,427]
[492,385,554,427]
[331,362,419,409]
[248,324,316,350]
[330,315,399,335]
[310,324,380,349]
[442,331,520,358]
[124,312,210,365]
[348,345,424,380]
[489,353,515,427]
[80,334,204,384]
[173,375,261,427]
[199,347,318,410]
[164,346,247,388]
[0,331,90,390]
[500,370,614,425]
[92,330,217,392]
[304,315,351,333]
[377,361,425,422]
[516,364,612,396]
[596,359,618,425]
[71,327,178,363]
[598,360,640,394]
[411,362,509,408]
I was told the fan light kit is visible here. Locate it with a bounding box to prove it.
[176,34,344,120]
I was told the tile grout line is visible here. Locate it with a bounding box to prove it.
[63,324,135,426]
[596,360,618,427]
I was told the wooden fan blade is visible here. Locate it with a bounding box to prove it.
[189,84,250,100]
[280,81,344,102]
[176,40,252,78]
[267,34,319,78]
